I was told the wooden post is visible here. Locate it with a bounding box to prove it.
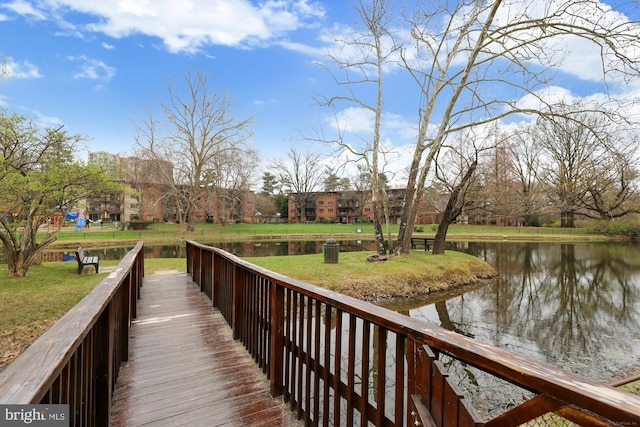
[232,263,242,339]
[120,276,131,363]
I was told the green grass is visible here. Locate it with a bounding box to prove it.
[0,263,105,368]
[245,250,496,301]
[620,380,640,395]
[142,258,187,274]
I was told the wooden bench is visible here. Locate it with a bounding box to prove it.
[411,237,434,251]
[75,247,99,275]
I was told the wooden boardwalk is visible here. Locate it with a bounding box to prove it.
[110,273,301,426]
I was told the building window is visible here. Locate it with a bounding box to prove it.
[319,209,324,213]
[328,201,334,205]
[328,208,334,213]
[318,200,324,205]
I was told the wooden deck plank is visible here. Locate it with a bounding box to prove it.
[110,273,301,426]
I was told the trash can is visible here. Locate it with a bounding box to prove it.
[323,238,339,264]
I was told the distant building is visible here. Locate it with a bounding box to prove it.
[287,188,411,224]
[87,151,125,222]
[87,151,258,224]
[88,151,121,179]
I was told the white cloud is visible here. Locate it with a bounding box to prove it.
[328,107,417,147]
[66,55,116,81]
[330,106,375,134]
[1,0,45,20]
[492,0,640,84]
[101,42,115,50]
[514,86,577,112]
[3,57,42,79]
[21,0,325,54]
[11,104,63,128]
[277,40,322,56]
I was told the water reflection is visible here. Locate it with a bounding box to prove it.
[209,240,378,257]
[380,242,640,383]
[41,245,187,261]
[40,240,377,262]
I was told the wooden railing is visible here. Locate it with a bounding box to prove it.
[0,242,144,427]
[186,240,640,426]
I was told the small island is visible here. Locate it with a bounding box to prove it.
[245,250,497,302]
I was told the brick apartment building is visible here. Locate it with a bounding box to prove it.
[287,188,443,224]
[87,151,256,224]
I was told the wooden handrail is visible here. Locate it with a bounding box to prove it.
[186,240,640,426]
[0,242,144,427]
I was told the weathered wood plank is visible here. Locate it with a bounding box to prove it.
[110,273,301,426]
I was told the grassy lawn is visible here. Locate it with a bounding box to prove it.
[245,250,496,301]
[0,263,104,369]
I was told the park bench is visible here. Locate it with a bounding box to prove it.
[75,247,99,275]
[411,237,435,251]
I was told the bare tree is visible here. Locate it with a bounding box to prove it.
[271,147,324,223]
[507,126,548,226]
[383,0,640,254]
[533,103,640,225]
[580,140,640,221]
[253,192,278,222]
[431,129,497,254]
[134,70,253,232]
[314,0,399,255]
[203,147,259,224]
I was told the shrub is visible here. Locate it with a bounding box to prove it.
[128,220,154,230]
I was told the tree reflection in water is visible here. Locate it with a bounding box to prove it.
[382,242,640,383]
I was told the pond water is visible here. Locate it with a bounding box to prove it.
[379,241,640,385]
[40,239,379,261]
[42,240,640,384]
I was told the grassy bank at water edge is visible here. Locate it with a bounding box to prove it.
[245,250,497,301]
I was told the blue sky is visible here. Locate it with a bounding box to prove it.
[2,0,640,176]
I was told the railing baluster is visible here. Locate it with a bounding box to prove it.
[322,303,332,427]
[375,325,387,427]
[291,291,300,413]
[283,288,293,403]
[94,301,114,426]
[360,319,370,427]
[394,333,405,426]
[313,299,322,424]
[333,308,343,427]
[305,296,313,422]
[297,295,306,419]
[346,313,357,426]
[270,281,285,395]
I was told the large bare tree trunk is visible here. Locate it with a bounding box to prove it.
[432,160,477,255]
